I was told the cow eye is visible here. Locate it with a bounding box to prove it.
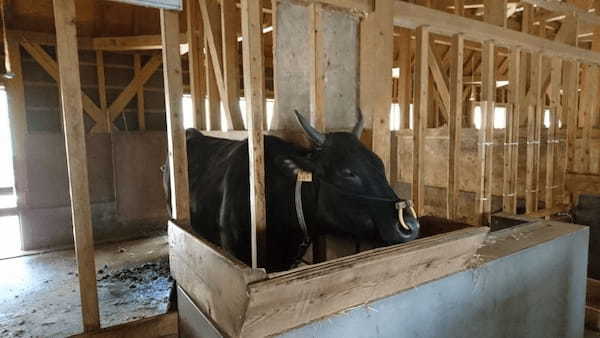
[341,169,355,177]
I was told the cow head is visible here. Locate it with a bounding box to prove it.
[284,110,420,245]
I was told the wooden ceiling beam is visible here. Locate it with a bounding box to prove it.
[522,0,600,26]
[394,1,600,65]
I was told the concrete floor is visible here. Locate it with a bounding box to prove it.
[0,236,170,337]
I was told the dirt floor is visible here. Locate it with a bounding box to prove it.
[0,236,171,338]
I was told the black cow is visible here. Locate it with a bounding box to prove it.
[163,111,419,272]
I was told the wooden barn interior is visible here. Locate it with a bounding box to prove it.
[0,0,600,337]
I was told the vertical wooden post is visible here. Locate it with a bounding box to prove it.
[204,0,221,131]
[478,40,495,226]
[95,51,107,121]
[221,0,242,129]
[5,34,29,210]
[526,52,542,213]
[484,0,507,27]
[360,0,393,180]
[503,47,520,214]
[309,3,325,132]
[53,0,100,331]
[564,61,579,197]
[187,0,206,130]
[447,33,463,220]
[412,26,429,216]
[581,64,598,174]
[533,55,545,212]
[241,0,266,269]
[397,28,411,130]
[134,54,146,131]
[161,9,191,223]
[454,0,464,16]
[546,56,562,210]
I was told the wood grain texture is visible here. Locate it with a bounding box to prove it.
[412,26,429,216]
[309,2,325,132]
[168,222,266,338]
[186,0,206,130]
[503,48,520,214]
[447,33,463,220]
[70,312,178,338]
[221,0,243,130]
[478,41,495,226]
[161,9,190,223]
[545,56,562,210]
[241,0,267,268]
[53,0,100,331]
[242,227,489,337]
[134,54,146,131]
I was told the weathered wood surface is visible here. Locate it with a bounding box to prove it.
[241,227,489,337]
[168,222,266,338]
[69,312,178,338]
[412,26,429,216]
[53,0,100,331]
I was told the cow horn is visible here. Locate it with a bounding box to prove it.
[294,110,325,146]
[352,109,364,138]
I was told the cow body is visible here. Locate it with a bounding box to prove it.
[164,112,419,272]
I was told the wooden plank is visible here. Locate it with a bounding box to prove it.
[221,0,243,130]
[526,53,543,213]
[412,26,429,216]
[545,56,562,210]
[108,54,162,122]
[92,33,187,51]
[393,1,600,66]
[20,41,106,131]
[504,47,520,214]
[169,222,266,338]
[582,65,599,174]
[95,51,108,132]
[533,55,545,213]
[69,312,178,338]
[204,2,221,131]
[241,0,267,269]
[5,33,29,209]
[447,33,463,220]
[360,0,394,179]
[397,27,412,129]
[104,0,182,10]
[564,61,579,178]
[187,0,206,130]
[303,0,373,12]
[161,9,191,223]
[242,227,489,337]
[428,43,450,120]
[522,0,600,26]
[53,0,100,331]
[309,2,325,132]
[199,0,243,130]
[454,0,465,16]
[478,40,495,226]
[484,0,507,27]
[134,54,146,131]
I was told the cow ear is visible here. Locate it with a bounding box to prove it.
[276,155,318,178]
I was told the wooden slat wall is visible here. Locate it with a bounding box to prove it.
[412,26,429,216]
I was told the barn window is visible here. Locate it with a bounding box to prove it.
[472,104,507,129]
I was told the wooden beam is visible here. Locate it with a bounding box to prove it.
[134,54,146,131]
[413,26,429,216]
[187,0,206,130]
[454,0,465,16]
[222,0,243,130]
[241,0,267,269]
[107,54,162,122]
[522,0,600,26]
[310,3,326,132]
[303,0,373,12]
[53,0,100,331]
[581,64,598,174]
[199,0,244,130]
[92,33,187,51]
[478,40,495,226]
[503,47,521,214]
[393,1,600,65]
[361,0,394,179]
[484,0,507,27]
[428,44,450,120]
[398,28,412,129]
[5,33,29,210]
[95,51,108,130]
[447,33,464,220]
[564,61,579,181]
[161,9,191,223]
[205,34,220,131]
[20,41,107,132]
[545,56,562,210]
[71,312,178,338]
